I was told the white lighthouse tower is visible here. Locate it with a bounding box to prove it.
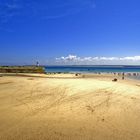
[36,61,39,67]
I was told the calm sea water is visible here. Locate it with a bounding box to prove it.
[45,66,140,73]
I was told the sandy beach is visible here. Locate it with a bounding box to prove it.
[0,73,140,140]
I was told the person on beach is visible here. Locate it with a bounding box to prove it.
[122,72,125,80]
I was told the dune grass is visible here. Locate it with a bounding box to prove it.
[0,66,45,73]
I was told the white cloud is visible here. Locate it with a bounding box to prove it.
[56,55,140,65]
[56,55,80,61]
[120,56,140,61]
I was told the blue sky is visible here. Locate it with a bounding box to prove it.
[0,0,140,65]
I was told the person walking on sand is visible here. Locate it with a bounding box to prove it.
[122,72,125,80]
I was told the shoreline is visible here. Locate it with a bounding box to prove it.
[1,72,140,82]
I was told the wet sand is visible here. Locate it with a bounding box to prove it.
[0,73,140,140]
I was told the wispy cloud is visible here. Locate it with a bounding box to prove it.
[0,0,96,22]
[56,55,140,65]
[0,0,21,23]
[0,0,96,32]
[0,27,14,32]
[5,3,20,9]
[43,0,96,20]
[43,7,87,20]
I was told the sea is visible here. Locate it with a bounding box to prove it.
[45,65,140,80]
[45,65,140,73]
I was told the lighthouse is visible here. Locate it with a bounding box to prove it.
[36,61,39,67]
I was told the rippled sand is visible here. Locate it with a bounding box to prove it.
[0,74,140,140]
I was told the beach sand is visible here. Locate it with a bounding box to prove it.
[0,73,140,140]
